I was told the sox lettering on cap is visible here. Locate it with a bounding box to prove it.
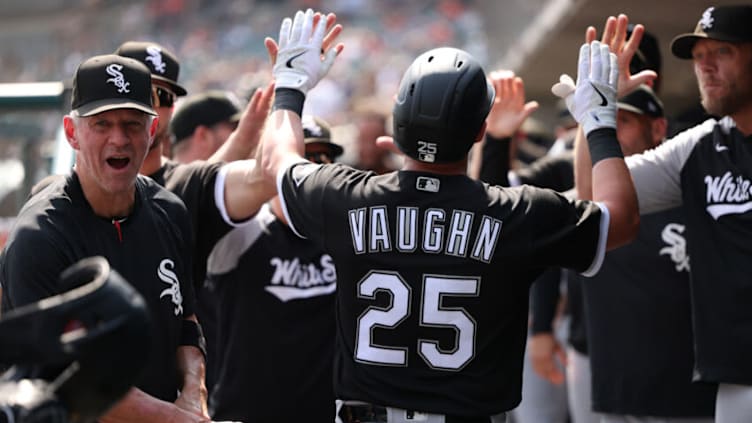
[71,54,156,117]
[115,41,187,96]
[671,5,752,59]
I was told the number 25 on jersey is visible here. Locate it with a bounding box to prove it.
[355,271,479,371]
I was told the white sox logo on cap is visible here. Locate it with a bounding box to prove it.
[105,64,131,94]
[145,45,167,74]
[699,7,715,30]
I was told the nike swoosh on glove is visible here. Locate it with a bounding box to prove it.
[273,8,338,95]
[551,41,618,136]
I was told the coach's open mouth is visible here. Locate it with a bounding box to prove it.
[107,157,130,169]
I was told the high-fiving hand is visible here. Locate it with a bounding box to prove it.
[586,14,657,97]
[485,70,539,139]
[266,9,343,95]
[551,41,618,137]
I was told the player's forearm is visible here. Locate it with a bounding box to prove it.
[573,126,592,200]
[477,134,512,186]
[208,130,256,164]
[589,129,639,250]
[261,107,306,182]
[175,344,208,417]
[100,388,207,423]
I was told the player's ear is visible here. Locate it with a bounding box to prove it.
[474,121,487,144]
[650,117,667,148]
[63,115,80,151]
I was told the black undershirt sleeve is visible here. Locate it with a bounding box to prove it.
[478,135,512,186]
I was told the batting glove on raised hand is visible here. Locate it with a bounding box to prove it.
[273,9,338,95]
[551,41,618,136]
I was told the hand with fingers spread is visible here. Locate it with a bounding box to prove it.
[266,9,343,95]
[586,14,657,97]
[485,70,539,139]
[551,40,618,137]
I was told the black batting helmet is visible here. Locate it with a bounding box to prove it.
[393,47,495,163]
[0,256,151,423]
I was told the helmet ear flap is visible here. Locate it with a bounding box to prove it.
[392,47,493,164]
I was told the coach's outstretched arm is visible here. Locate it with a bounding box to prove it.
[260,9,344,182]
[552,41,639,250]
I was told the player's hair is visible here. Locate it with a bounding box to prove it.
[392,47,495,163]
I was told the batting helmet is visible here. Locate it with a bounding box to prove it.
[393,47,495,163]
[0,256,151,423]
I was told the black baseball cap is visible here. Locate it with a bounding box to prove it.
[617,85,664,118]
[71,54,156,117]
[170,91,242,145]
[115,41,187,95]
[671,5,752,59]
[301,115,343,158]
[627,24,662,75]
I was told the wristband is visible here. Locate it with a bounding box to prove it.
[180,320,207,359]
[587,128,623,166]
[272,88,305,116]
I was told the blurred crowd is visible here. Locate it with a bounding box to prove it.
[0,0,487,125]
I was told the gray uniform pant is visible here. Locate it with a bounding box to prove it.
[716,383,752,423]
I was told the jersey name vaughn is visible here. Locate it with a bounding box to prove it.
[348,206,502,263]
[704,171,752,219]
[267,254,336,302]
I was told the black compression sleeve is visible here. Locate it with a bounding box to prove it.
[478,135,512,186]
[530,268,562,334]
[180,320,207,359]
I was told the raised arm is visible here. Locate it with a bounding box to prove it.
[471,70,538,182]
[586,14,657,98]
[208,81,275,163]
[552,41,639,250]
[216,10,343,222]
[259,9,344,182]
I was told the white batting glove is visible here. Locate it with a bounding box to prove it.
[551,41,618,136]
[273,9,338,95]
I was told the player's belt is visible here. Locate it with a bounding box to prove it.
[337,400,506,423]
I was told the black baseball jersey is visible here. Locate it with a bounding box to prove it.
[627,117,752,384]
[0,172,195,401]
[278,162,607,416]
[205,203,336,422]
[148,159,237,291]
[148,159,249,390]
[580,207,716,416]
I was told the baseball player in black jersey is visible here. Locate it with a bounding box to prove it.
[572,8,752,422]
[256,9,637,422]
[115,40,278,395]
[205,115,342,423]
[0,55,209,422]
[570,85,717,422]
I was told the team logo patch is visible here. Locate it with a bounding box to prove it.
[704,171,752,219]
[145,45,167,74]
[416,176,440,192]
[699,7,715,30]
[266,254,337,302]
[659,223,690,272]
[157,258,183,316]
[105,64,130,93]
